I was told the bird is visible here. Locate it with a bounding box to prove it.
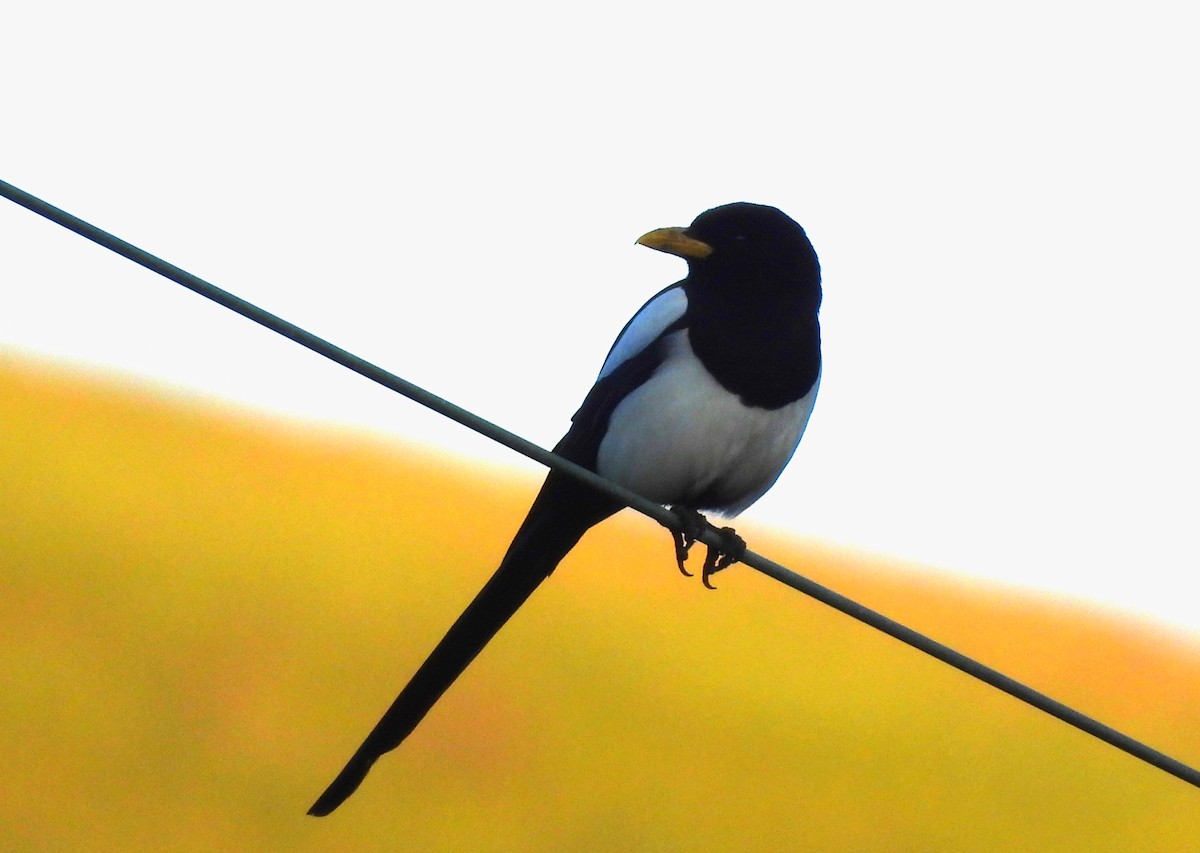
[308,201,822,816]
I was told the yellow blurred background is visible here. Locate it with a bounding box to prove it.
[3,352,1199,851]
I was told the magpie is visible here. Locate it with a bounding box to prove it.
[308,202,822,816]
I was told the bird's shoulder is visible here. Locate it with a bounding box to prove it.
[597,283,688,378]
[556,285,688,468]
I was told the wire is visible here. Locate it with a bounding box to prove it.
[3,176,1198,791]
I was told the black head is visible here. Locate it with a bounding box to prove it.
[637,202,822,407]
[637,202,820,305]
[685,202,818,281]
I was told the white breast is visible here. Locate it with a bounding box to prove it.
[595,330,819,516]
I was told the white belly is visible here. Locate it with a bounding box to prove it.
[595,331,818,516]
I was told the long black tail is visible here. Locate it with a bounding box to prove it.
[307,472,620,816]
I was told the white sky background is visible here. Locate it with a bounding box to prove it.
[3,3,1198,633]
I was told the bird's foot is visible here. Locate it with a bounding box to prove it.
[668,506,707,577]
[700,527,745,590]
[667,507,745,590]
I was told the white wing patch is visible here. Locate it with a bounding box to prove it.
[597,286,688,379]
[596,330,820,516]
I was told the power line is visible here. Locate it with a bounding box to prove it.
[3,176,1198,792]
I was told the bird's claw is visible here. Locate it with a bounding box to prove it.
[669,506,706,577]
[700,527,746,589]
[671,528,696,577]
[668,508,745,590]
